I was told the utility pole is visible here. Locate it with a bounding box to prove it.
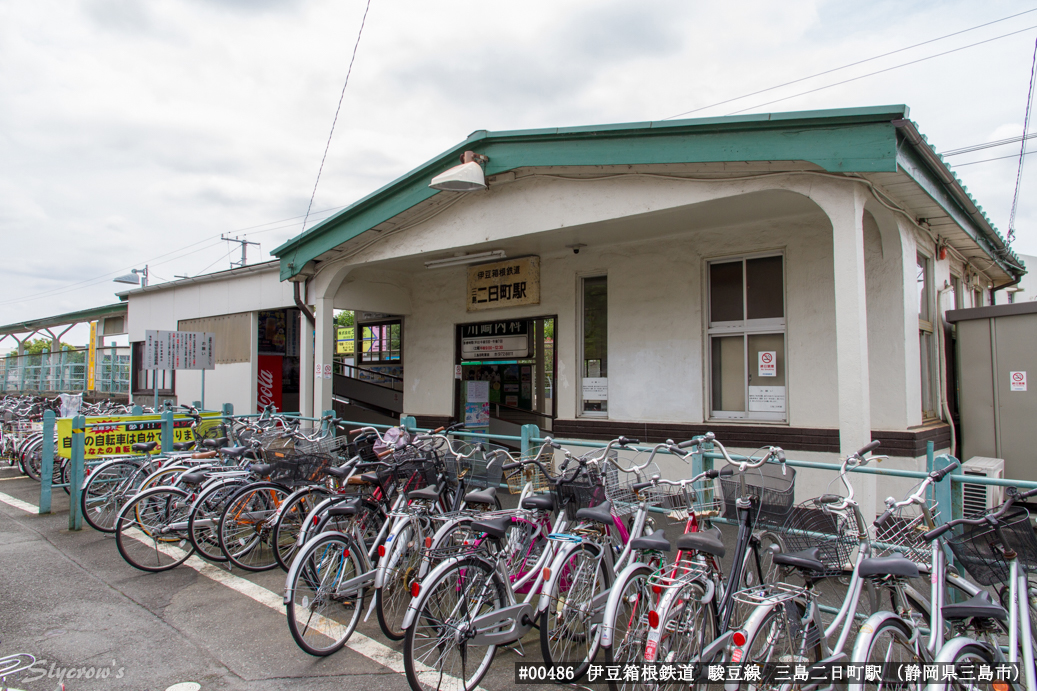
[221,235,261,269]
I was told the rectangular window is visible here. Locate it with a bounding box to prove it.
[917,253,937,419]
[708,254,786,420]
[358,321,402,364]
[580,276,608,416]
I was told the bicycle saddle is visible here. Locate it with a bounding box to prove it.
[218,446,249,458]
[575,500,616,526]
[772,546,825,572]
[249,463,274,476]
[360,471,389,485]
[464,486,497,505]
[676,527,726,558]
[630,528,671,552]
[521,494,555,512]
[323,466,351,479]
[202,437,229,449]
[179,471,207,485]
[328,499,362,517]
[132,441,158,453]
[172,442,194,451]
[942,590,1008,621]
[470,515,511,539]
[857,555,919,579]
[407,485,441,502]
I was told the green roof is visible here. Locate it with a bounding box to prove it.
[0,303,127,338]
[274,104,1022,281]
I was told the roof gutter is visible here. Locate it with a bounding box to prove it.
[892,119,1025,282]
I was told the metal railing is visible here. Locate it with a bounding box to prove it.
[1,347,129,394]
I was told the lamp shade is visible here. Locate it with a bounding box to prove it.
[429,161,487,191]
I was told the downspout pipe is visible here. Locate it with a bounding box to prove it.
[936,283,956,457]
[990,275,1023,305]
[294,281,315,325]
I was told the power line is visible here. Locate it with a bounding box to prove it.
[300,0,372,236]
[952,149,1037,166]
[941,132,1037,156]
[665,7,1037,120]
[726,24,1037,115]
[1008,35,1037,244]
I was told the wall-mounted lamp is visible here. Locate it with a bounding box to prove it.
[424,250,506,269]
[114,266,148,287]
[429,151,489,192]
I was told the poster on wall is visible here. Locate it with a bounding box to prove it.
[758,351,777,377]
[748,386,785,412]
[258,310,287,354]
[467,256,540,312]
[257,354,283,412]
[465,380,490,427]
[460,320,530,359]
[582,377,608,401]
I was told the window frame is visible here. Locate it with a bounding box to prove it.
[357,320,403,365]
[706,251,788,422]
[577,273,609,418]
[917,252,938,421]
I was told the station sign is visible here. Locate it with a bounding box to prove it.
[461,320,530,359]
[467,256,540,312]
[336,327,355,355]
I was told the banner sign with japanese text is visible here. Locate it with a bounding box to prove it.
[461,320,530,359]
[56,412,223,459]
[467,256,540,312]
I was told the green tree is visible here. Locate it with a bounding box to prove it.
[7,338,79,357]
[334,311,354,328]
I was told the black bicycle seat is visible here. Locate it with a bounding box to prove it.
[202,437,228,449]
[857,555,919,579]
[328,500,362,517]
[630,528,671,552]
[323,466,351,479]
[942,591,1008,621]
[219,446,249,458]
[250,463,274,476]
[407,485,441,502]
[521,494,555,512]
[179,471,207,485]
[772,547,825,572]
[132,441,158,453]
[675,528,726,558]
[470,515,511,539]
[575,500,615,526]
[464,486,497,505]
[172,442,194,452]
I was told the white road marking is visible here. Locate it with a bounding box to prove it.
[4,492,485,689]
[0,490,38,513]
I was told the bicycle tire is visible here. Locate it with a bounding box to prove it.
[377,517,425,641]
[857,618,919,691]
[286,532,366,656]
[273,487,330,572]
[115,486,196,572]
[21,440,42,481]
[653,581,717,686]
[188,477,247,562]
[539,540,611,678]
[403,556,507,691]
[603,564,655,691]
[218,481,289,572]
[81,459,143,533]
[733,600,822,690]
[945,643,996,691]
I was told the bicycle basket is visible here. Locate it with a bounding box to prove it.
[264,453,333,485]
[947,507,1037,586]
[602,452,659,516]
[873,491,940,564]
[294,434,348,456]
[720,462,795,527]
[392,451,438,493]
[506,443,554,494]
[779,499,860,577]
[556,464,606,521]
[641,478,723,523]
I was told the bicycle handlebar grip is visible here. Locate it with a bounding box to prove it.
[549,440,562,449]
[1019,486,1037,500]
[446,422,465,432]
[431,426,446,434]
[776,449,786,462]
[678,439,696,449]
[632,481,653,491]
[704,469,720,479]
[818,494,843,505]
[719,466,734,477]
[502,461,521,470]
[874,508,894,527]
[856,440,881,457]
[617,436,639,446]
[924,524,953,541]
[376,449,394,459]
[930,458,962,481]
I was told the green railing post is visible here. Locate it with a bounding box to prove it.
[69,414,85,530]
[321,409,335,435]
[400,415,417,432]
[193,400,202,410]
[132,405,142,415]
[222,402,234,416]
[161,410,174,453]
[521,424,541,458]
[39,410,55,514]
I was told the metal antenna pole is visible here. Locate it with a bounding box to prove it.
[221,235,261,269]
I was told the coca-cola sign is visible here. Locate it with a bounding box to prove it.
[257,355,283,412]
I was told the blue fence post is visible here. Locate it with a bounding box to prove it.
[131,405,142,415]
[68,414,85,530]
[400,415,417,432]
[521,424,541,458]
[193,400,202,410]
[161,410,174,453]
[222,402,234,416]
[321,409,335,435]
[39,410,55,514]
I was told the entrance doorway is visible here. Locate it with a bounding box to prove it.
[454,316,555,436]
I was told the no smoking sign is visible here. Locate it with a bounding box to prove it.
[758,351,777,377]
[1010,371,1027,392]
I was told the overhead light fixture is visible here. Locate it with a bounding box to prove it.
[113,266,149,287]
[424,250,506,269]
[429,151,489,192]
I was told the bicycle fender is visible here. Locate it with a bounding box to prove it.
[536,541,581,614]
[850,612,914,665]
[374,518,412,589]
[400,554,472,630]
[644,578,705,662]
[282,531,365,604]
[721,599,781,673]
[418,515,470,579]
[923,637,1004,691]
[600,561,652,649]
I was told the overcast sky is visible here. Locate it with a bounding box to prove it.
[3,0,1037,342]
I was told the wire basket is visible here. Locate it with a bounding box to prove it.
[555,464,606,521]
[873,493,941,564]
[640,478,725,523]
[264,453,334,485]
[505,443,555,494]
[294,434,349,456]
[602,454,660,516]
[947,507,1037,586]
[720,462,796,527]
[779,499,861,577]
[391,451,438,494]
[447,443,508,490]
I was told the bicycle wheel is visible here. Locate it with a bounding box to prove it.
[377,518,425,640]
[59,457,70,495]
[188,477,247,562]
[858,619,919,691]
[286,533,366,656]
[540,541,611,678]
[115,486,196,572]
[946,643,996,691]
[603,565,655,691]
[736,600,821,691]
[274,487,330,571]
[21,440,41,481]
[654,581,717,686]
[403,556,506,691]
[218,482,289,571]
[139,464,188,491]
[81,460,142,533]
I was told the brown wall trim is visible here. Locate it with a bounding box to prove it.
[413,415,455,430]
[551,419,951,456]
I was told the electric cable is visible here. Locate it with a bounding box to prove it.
[940,131,1037,156]
[1007,34,1037,244]
[952,149,1037,167]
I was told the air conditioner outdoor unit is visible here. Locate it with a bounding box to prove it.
[961,457,1005,516]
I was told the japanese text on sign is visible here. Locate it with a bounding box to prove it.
[461,320,530,359]
[467,256,540,312]
[56,413,223,459]
[1010,371,1027,392]
[758,351,776,377]
[144,330,215,370]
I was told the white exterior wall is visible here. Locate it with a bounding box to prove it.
[125,264,297,413]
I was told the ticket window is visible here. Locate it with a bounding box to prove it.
[456,317,555,426]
